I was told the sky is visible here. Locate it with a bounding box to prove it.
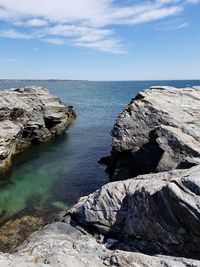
[0,0,199,80]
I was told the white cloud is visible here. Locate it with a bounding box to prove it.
[118,6,183,25]
[43,37,65,45]
[0,28,32,39]
[73,37,126,54]
[186,0,200,3]
[157,18,189,31]
[0,0,198,53]
[45,24,112,38]
[15,18,49,27]
[0,58,19,63]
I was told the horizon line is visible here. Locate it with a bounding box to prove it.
[1,78,200,82]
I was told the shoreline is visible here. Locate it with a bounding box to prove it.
[1,79,200,83]
[0,85,200,266]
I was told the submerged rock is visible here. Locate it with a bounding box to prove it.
[0,87,75,174]
[103,86,200,180]
[68,165,200,259]
[0,215,44,253]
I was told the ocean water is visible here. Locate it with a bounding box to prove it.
[0,80,199,222]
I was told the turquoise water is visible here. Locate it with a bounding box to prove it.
[0,80,199,221]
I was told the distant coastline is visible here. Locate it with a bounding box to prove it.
[0,79,200,83]
[0,79,89,83]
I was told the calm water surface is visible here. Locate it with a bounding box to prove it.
[0,80,199,221]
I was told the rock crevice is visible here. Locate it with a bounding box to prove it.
[1,86,200,266]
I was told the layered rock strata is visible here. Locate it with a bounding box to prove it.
[0,86,75,174]
[103,86,200,180]
[68,165,200,259]
[1,222,200,267]
[1,86,200,266]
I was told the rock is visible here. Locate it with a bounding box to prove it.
[1,85,200,266]
[103,86,200,180]
[0,222,200,267]
[0,87,76,174]
[0,215,44,253]
[68,165,200,259]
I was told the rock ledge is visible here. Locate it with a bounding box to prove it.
[0,86,75,173]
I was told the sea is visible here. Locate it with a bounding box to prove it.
[0,80,199,224]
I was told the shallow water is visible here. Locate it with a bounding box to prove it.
[0,80,199,222]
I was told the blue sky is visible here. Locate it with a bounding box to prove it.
[0,0,199,80]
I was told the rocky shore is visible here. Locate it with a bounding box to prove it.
[102,86,200,180]
[0,86,76,174]
[0,86,200,266]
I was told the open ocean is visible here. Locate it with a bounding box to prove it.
[0,80,199,222]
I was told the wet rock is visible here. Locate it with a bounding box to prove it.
[0,215,44,253]
[0,87,76,174]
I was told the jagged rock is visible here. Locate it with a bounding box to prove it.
[0,222,200,267]
[1,85,200,266]
[0,87,75,174]
[103,86,200,180]
[68,165,200,259]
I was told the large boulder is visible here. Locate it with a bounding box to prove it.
[103,86,200,180]
[68,165,200,259]
[0,87,75,174]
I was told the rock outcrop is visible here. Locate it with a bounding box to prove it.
[1,85,200,266]
[103,86,200,180]
[1,222,200,267]
[0,86,75,174]
[68,165,200,259]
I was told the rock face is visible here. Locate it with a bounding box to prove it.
[1,222,200,267]
[1,85,200,266]
[67,87,200,262]
[0,86,75,174]
[104,86,200,180]
[68,165,200,259]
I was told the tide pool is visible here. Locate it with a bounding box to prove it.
[0,80,199,222]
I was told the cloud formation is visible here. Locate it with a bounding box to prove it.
[157,17,189,31]
[0,0,198,53]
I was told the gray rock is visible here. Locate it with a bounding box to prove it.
[69,165,200,258]
[1,85,200,266]
[0,222,200,267]
[104,86,200,180]
[0,86,75,173]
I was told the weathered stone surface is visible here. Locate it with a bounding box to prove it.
[104,86,200,180]
[0,87,75,174]
[68,165,200,259]
[0,222,200,267]
[1,86,200,266]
